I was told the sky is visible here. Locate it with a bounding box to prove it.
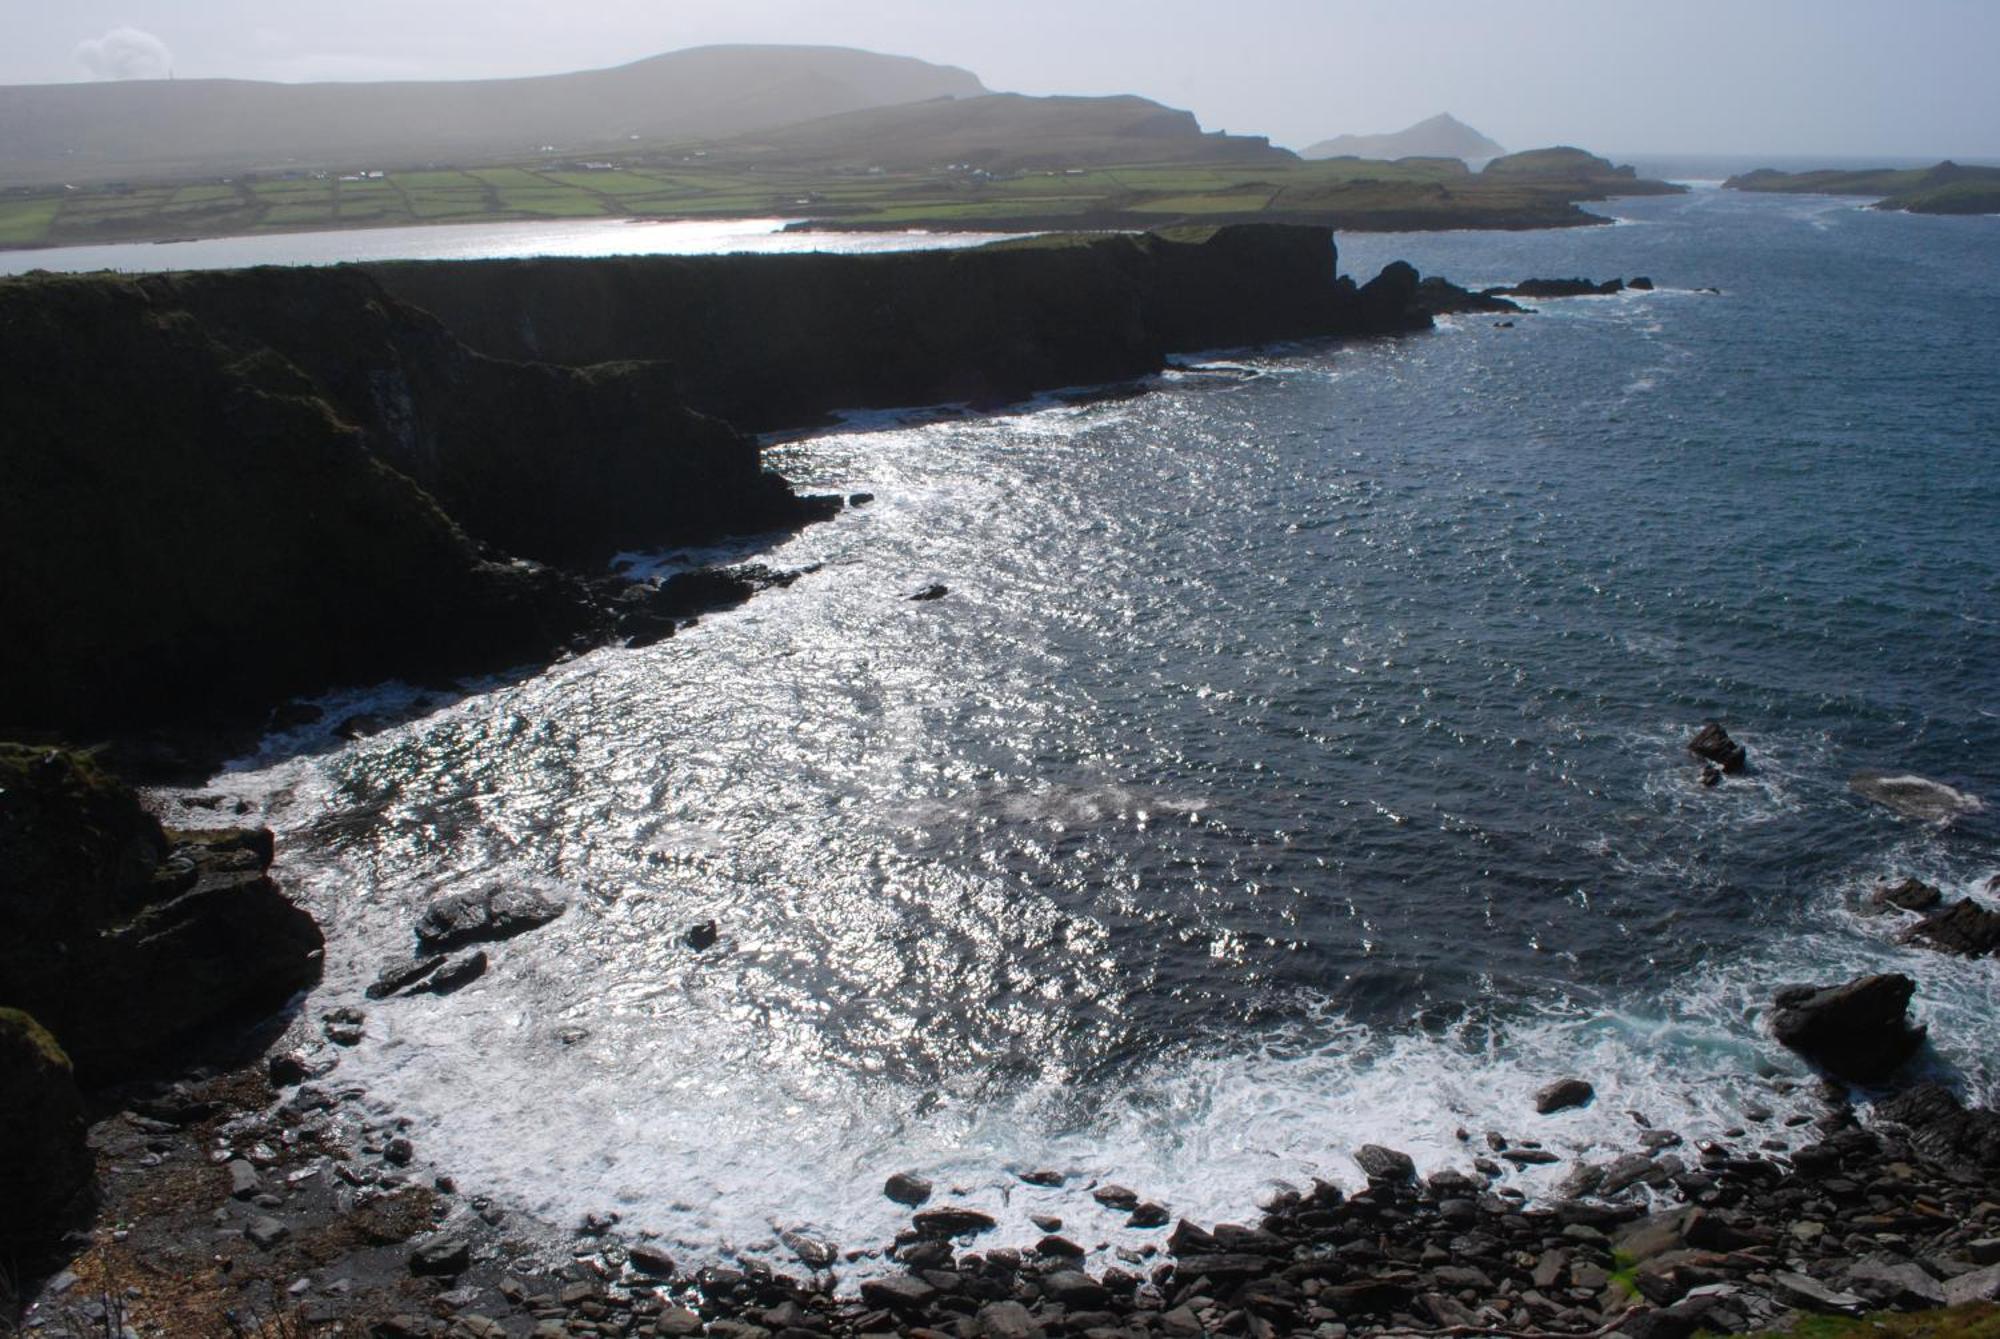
[4,0,1998,159]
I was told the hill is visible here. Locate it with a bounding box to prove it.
[707,92,1293,172]
[1302,113,1504,164]
[0,44,986,187]
[1725,160,2000,215]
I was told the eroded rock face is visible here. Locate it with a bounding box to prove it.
[0,745,323,1085]
[0,1008,93,1254]
[1769,974,1925,1082]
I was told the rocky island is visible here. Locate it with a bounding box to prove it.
[1725,161,2000,215]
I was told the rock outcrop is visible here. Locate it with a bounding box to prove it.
[0,1008,94,1255]
[1769,974,1925,1083]
[0,744,323,1084]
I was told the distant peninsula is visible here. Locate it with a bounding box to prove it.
[0,47,1684,248]
[1724,160,2000,215]
[1302,112,1505,164]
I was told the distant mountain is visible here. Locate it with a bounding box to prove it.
[1302,113,1503,164]
[0,45,987,187]
[713,93,1294,172]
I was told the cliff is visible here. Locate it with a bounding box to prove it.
[371,225,1417,432]
[1,225,1422,742]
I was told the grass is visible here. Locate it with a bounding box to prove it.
[1,147,1658,250]
[1705,1303,2000,1339]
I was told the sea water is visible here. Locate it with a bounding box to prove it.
[168,185,1998,1269]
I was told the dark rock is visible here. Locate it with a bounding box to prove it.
[0,1009,93,1254]
[1629,277,1656,291]
[1036,1234,1085,1258]
[1411,276,1523,317]
[1871,878,1943,913]
[1687,722,1747,774]
[1029,1213,1062,1232]
[1502,1148,1560,1166]
[974,1301,1038,1339]
[1500,277,1626,299]
[0,747,324,1086]
[914,1206,997,1238]
[415,885,565,952]
[860,1274,938,1311]
[1040,1272,1109,1309]
[1770,1271,1865,1314]
[1903,898,2000,957]
[782,1230,838,1270]
[1535,1078,1595,1114]
[1769,974,1925,1081]
[1872,1083,2000,1169]
[413,950,487,995]
[1018,1168,1065,1187]
[848,492,876,506]
[367,954,448,999]
[267,1051,311,1086]
[1843,1255,1947,1310]
[1700,764,1723,788]
[409,1235,471,1277]
[1129,1201,1170,1228]
[884,1171,933,1206]
[1353,1144,1417,1183]
[1171,1254,1276,1285]
[384,1136,413,1166]
[322,1007,367,1046]
[629,1243,678,1277]
[685,919,721,951]
[909,584,950,602]
[1092,1184,1140,1211]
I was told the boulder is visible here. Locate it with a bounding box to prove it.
[413,950,488,995]
[1903,898,2000,957]
[1040,1272,1109,1309]
[1091,1184,1139,1210]
[1535,1078,1595,1114]
[0,1009,93,1254]
[913,1206,997,1237]
[367,954,447,998]
[1687,722,1747,774]
[415,885,566,952]
[409,1235,472,1277]
[1842,1255,1947,1310]
[1769,974,1925,1081]
[1353,1144,1417,1183]
[1500,277,1626,299]
[684,919,721,950]
[1871,878,1943,913]
[884,1170,933,1205]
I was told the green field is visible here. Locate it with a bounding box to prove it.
[0,150,1668,251]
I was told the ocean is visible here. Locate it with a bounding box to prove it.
[167,184,1998,1271]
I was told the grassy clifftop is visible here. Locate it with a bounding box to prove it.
[1726,161,2000,214]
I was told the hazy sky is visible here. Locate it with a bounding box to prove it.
[5,0,1997,158]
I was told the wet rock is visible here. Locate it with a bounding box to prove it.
[848,492,876,507]
[1501,277,1627,299]
[1503,1148,1560,1166]
[628,1243,677,1277]
[1129,1201,1170,1228]
[782,1230,838,1270]
[1353,1144,1417,1183]
[860,1274,938,1311]
[1687,722,1747,774]
[267,1051,311,1086]
[322,1007,366,1046]
[1849,770,1984,822]
[1903,898,2000,957]
[409,1235,472,1277]
[914,1206,996,1237]
[1535,1078,1595,1114]
[1018,1168,1065,1187]
[1871,877,1943,914]
[909,584,949,602]
[1700,764,1723,788]
[684,919,721,951]
[367,954,448,999]
[1041,1271,1109,1308]
[1037,1234,1084,1258]
[884,1171,933,1206]
[413,950,487,995]
[384,1136,413,1166]
[415,885,566,953]
[1029,1213,1062,1232]
[1092,1184,1139,1211]
[1630,277,1656,291]
[1171,1254,1277,1285]
[1770,973,1926,1081]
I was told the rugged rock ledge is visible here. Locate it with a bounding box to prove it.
[367,226,1428,433]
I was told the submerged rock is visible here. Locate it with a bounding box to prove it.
[909,584,950,602]
[883,1170,933,1206]
[1769,974,1925,1081]
[1849,770,1984,822]
[1687,722,1747,774]
[415,885,565,952]
[684,919,721,951]
[1499,277,1627,299]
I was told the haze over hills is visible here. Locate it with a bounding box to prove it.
[0,44,986,187]
[711,93,1291,172]
[1302,113,1505,164]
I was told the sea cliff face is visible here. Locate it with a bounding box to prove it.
[370,225,1421,431]
[0,225,1417,740]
